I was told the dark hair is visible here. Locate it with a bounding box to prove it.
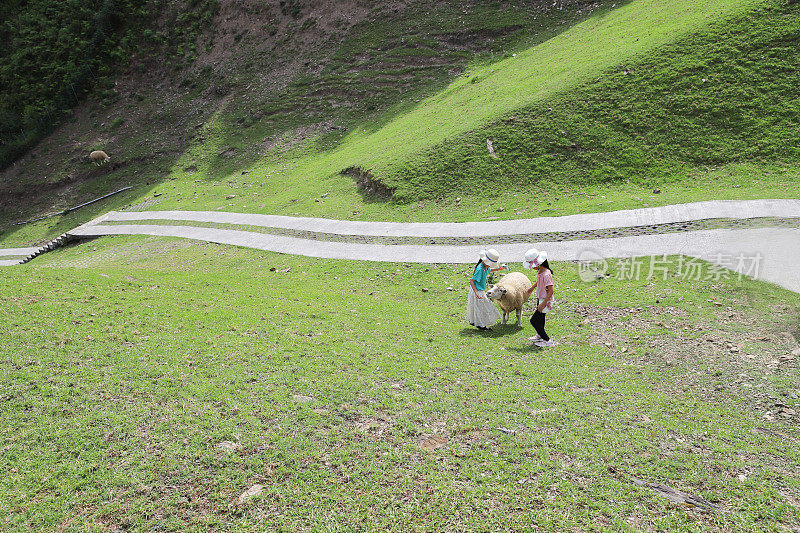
[540,259,553,273]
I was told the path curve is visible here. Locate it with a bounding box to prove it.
[83,199,800,236]
[1,199,798,293]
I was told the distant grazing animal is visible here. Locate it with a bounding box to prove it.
[90,150,111,166]
[485,272,534,326]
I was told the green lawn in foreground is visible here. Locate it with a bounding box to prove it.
[1,236,798,530]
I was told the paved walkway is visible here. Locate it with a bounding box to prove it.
[81,199,800,236]
[0,247,41,266]
[1,199,798,292]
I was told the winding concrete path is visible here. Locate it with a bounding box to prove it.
[1,199,798,292]
[75,199,800,236]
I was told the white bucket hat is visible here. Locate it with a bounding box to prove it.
[479,248,500,268]
[523,248,539,270]
[523,248,547,269]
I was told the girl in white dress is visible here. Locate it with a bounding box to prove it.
[466,248,505,330]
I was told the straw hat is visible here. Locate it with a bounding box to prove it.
[479,248,500,268]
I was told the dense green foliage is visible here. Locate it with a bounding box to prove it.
[0,0,218,170]
[1,0,141,165]
[381,1,800,200]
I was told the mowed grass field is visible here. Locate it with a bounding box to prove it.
[1,236,799,530]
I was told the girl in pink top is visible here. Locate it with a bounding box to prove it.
[523,249,555,347]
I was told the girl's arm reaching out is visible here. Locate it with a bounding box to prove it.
[525,283,537,298]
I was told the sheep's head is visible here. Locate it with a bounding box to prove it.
[485,284,507,301]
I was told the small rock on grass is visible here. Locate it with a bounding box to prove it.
[293,394,316,403]
[238,484,263,504]
[216,441,242,452]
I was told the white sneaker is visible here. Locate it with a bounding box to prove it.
[534,339,554,347]
[528,334,542,342]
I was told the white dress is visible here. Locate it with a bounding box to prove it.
[466,289,501,328]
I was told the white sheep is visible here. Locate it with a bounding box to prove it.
[485,272,533,326]
[90,150,111,166]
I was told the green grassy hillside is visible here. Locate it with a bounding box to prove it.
[2,0,800,249]
[381,0,800,201]
[296,0,767,189]
[166,0,787,212]
[3,2,800,529]
[0,0,604,244]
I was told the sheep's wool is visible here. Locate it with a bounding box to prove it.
[466,290,501,328]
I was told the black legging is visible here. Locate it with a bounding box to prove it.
[530,310,549,341]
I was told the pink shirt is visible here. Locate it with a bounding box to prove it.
[537,269,555,312]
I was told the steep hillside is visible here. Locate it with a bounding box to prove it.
[0,0,597,242]
[2,0,800,248]
[381,0,800,200]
